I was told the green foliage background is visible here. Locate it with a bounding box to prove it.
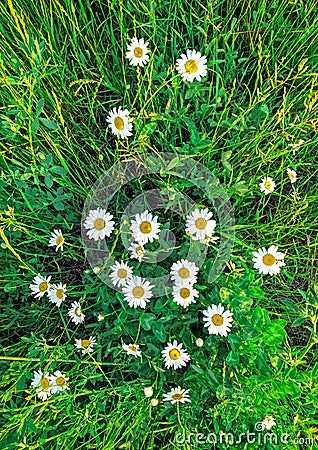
[0,0,317,449]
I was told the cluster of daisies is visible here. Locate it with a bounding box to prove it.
[84,206,220,309]
[106,38,207,139]
[259,168,297,195]
[30,369,69,401]
[30,230,86,324]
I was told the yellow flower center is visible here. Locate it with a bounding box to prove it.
[185,59,198,74]
[264,181,272,189]
[56,289,64,299]
[94,218,105,230]
[140,221,152,234]
[56,377,65,386]
[172,393,183,401]
[75,307,82,317]
[195,217,207,230]
[133,47,143,58]
[56,236,64,245]
[129,345,137,352]
[169,349,181,360]
[288,172,294,179]
[178,267,190,279]
[132,286,145,298]
[212,314,224,326]
[40,378,49,388]
[262,254,275,266]
[114,117,124,130]
[117,268,127,278]
[82,339,91,348]
[39,281,48,292]
[180,288,190,299]
[136,246,144,255]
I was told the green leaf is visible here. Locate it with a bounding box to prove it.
[226,350,240,365]
[263,321,287,346]
[35,98,44,116]
[31,118,39,134]
[39,118,58,130]
[152,323,167,342]
[141,313,157,331]
[44,172,53,188]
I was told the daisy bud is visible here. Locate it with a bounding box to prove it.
[150,398,159,406]
[195,338,204,347]
[144,387,153,398]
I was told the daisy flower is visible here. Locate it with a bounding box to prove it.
[128,242,145,261]
[163,386,191,405]
[84,207,115,241]
[172,283,199,308]
[122,343,141,357]
[122,276,154,309]
[29,274,51,299]
[74,336,97,354]
[261,416,276,430]
[176,49,207,83]
[48,370,69,394]
[202,304,233,337]
[48,229,64,251]
[109,261,133,287]
[287,168,297,183]
[48,283,67,307]
[252,245,286,276]
[259,176,276,195]
[130,210,161,245]
[68,301,85,324]
[125,37,150,67]
[185,208,216,241]
[161,339,190,370]
[106,106,133,139]
[30,369,52,401]
[170,259,199,286]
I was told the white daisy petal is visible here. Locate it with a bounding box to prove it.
[170,259,199,286]
[122,343,141,357]
[84,207,115,241]
[161,339,190,370]
[68,301,85,324]
[47,283,67,307]
[172,283,199,308]
[128,242,146,261]
[202,304,233,337]
[48,229,64,251]
[185,207,216,242]
[47,370,69,394]
[259,176,276,195]
[122,275,154,309]
[74,336,97,354]
[252,245,286,276]
[130,210,161,245]
[30,369,52,401]
[29,274,52,299]
[176,49,207,83]
[163,386,191,404]
[125,37,150,67]
[106,106,133,139]
[287,168,297,183]
[109,261,133,287]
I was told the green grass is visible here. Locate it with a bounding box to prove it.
[0,0,318,449]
